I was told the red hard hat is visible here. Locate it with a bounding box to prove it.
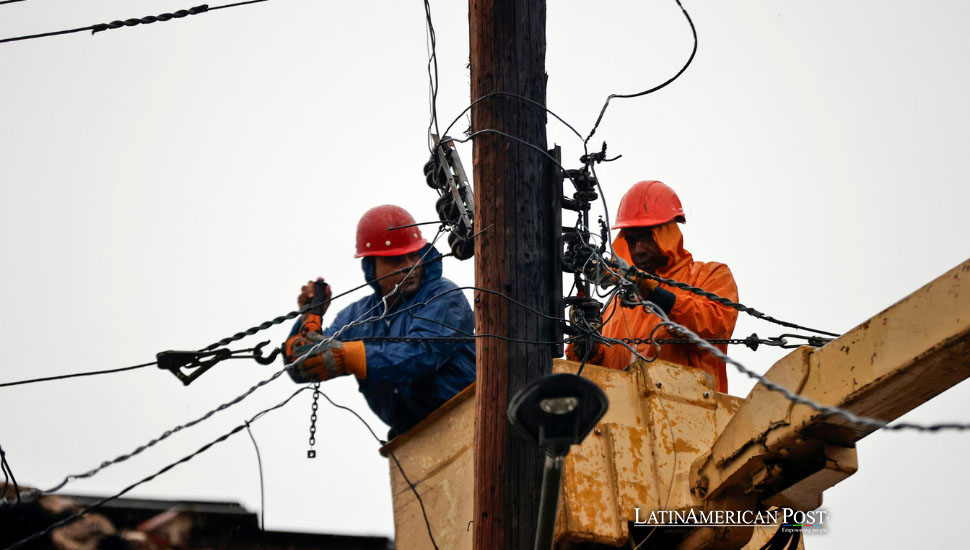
[612,180,686,229]
[355,205,429,258]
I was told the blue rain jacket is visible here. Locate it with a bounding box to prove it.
[289,244,475,438]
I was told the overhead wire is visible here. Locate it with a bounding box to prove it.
[0,252,457,390]
[584,0,698,147]
[200,251,454,352]
[0,361,157,389]
[35,231,453,495]
[453,126,838,340]
[603,257,839,337]
[0,3,880,547]
[3,386,309,550]
[38,365,291,495]
[21,234,448,543]
[441,91,584,143]
[0,0,272,45]
[611,290,970,433]
[423,0,441,151]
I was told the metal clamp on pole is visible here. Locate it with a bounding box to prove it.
[507,373,609,550]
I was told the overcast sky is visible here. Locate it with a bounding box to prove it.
[1,1,968,548]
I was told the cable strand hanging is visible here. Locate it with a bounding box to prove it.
[584,0,698,146]
[424,0,441,151]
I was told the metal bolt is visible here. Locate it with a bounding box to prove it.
[703,391,711,399]
[695,478,708,497]
[594,428,602,436]
[656,382,663,389]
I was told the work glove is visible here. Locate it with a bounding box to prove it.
[589,256,634,289]
[565,304,605,365]
[591,256,661,298]
[566,339,605,365]
[286,333,367,384]
[298,278,332,317]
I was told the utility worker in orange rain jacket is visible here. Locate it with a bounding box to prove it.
[567,180,739,393]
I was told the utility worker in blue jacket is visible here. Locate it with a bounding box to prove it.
[283,204,476,438]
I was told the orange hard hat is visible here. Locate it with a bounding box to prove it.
[355,205,428,258]
[612,180,686,229]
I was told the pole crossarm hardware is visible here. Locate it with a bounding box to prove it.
[690,259,970,517]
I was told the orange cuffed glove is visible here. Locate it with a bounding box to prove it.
[287,337,367,383]
[638,276,659,297]
[565,340,605,365]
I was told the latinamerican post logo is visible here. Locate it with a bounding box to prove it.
[634,508,829,534]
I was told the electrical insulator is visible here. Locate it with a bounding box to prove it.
[423,135,476,260]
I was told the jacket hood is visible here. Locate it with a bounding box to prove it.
[613,222,693,277]
[361,243,443,296]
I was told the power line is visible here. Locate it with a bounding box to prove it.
[0,361,156,389]
[453,128,842,340]
[441,91,585,143]
[0,251,456,390]
[0,0,28,6]
[423,0,441,151]
[38,365,290,495]
[322,277,970,434]
[584,0,698,146]
[0,1,271,45]
[601,256,840,337]
[36,240,448,494]
[199,251,453,352]
[616,295,970,433]
[3,386,308,550]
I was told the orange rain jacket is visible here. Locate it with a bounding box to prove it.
[570,223,739,393]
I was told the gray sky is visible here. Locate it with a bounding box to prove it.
[1,1,968,548]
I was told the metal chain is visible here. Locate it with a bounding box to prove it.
[624,337,746,346]
[307,384,320,459]
[621,333,833,351]
[354,336,475,344]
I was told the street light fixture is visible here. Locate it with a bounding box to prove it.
[508,373,609,550]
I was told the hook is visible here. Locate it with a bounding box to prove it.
[253,340,281,365]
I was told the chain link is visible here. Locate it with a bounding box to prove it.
[620,333,832,351]
[307,384,321,458]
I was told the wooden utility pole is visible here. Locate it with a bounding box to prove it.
[469,1,556,549]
